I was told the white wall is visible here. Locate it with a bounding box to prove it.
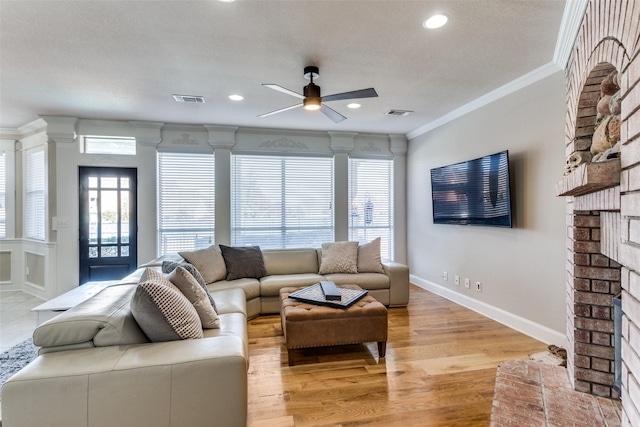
[407,70,568,345]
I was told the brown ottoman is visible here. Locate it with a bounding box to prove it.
[280,285,388,366]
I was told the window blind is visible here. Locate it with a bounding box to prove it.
[0,151,5,239]
[25,147,45,241]
[348,158,394,259]
[232,154,334,249]
[157,152,215,255]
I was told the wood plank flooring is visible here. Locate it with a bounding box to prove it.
[246,285,548,426]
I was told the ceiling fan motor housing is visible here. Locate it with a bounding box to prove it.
[303,83,321,99]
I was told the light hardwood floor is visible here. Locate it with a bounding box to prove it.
[246,284,548,427]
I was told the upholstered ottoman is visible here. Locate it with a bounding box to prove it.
[279,285,388,366]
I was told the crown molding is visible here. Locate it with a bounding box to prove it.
[0,118,48,140]
[552,0,589,69]
[406,61,561,141]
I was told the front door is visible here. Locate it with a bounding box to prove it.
[79,167,137,284]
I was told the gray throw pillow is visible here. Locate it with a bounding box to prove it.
[357,237,385,274]
[167,267,220,329]
[219,245,267,281]
[318,241,359,274]
[131,277,204,342]
[179,245,227,283]
[162,261,217,312]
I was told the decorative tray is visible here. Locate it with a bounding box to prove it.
[288,283,368,309]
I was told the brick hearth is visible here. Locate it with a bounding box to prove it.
[490,360,622,427]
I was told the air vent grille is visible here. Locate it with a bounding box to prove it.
[385,109,413,116]
[173,94,206,103]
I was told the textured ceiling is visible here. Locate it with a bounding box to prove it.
[0,0,566,135]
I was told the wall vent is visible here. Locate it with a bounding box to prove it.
[385,109,413,116]
[172,94,206,103]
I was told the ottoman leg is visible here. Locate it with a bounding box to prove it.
[377,341,387,358]
[288,349,295,366]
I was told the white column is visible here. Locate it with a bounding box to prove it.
[329,132,356,242]
[206,126,237,246]
[390,135,407,264]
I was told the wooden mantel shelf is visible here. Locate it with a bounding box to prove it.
[556,159,621,197]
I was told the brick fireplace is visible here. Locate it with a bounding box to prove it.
[560,0,640,424]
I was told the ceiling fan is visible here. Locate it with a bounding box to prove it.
[258,66,378,123]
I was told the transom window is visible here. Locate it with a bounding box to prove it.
[231,154,334,249]
[82,136,136,156]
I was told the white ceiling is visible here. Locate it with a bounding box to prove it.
[0,0,566,136]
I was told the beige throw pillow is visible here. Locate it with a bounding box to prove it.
[179,245,227,283]
[357,237,384,274]
[318,241,359,274]
[131,276,204,342]
[167,267,220,329]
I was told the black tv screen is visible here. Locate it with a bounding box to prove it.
[430,150,512,227]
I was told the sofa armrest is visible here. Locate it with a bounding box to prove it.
[2,336,248,427]
[382,259,409,306]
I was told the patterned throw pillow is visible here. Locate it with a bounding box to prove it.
[162,261,217,312]
[179,246,227,284]
[131,276,204,342]
[318,241,359,274]
[219,245,267,281]
[167,266,220,329]
[357,237,385,274]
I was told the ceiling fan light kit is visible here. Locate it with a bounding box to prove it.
[259,66,378,123]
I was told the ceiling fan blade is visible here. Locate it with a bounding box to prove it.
[258,103,303,118]
[320,104,347,123]
[262,84,305,99]
[321,88,378,102]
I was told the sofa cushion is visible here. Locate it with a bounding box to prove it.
[262,248,320,275]
[357,237,384,274]
[179,245,227,283]
[207,278,261,300]
[322,272,390,290]
[260,274,325,297]
[33,284,149,350]
[167,266,220,329]
[131,277,204,342]
[209,288,247,316]
[220,245,267,280]
[318,241,358,274]
[162,261,218,313]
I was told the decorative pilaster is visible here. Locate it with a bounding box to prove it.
[329,132,356,242]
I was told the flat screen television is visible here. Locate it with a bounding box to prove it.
[430,150,512,227]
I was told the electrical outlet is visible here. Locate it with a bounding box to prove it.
[464,278,470,288]
[454,275,460,286]
[476,281,482,292]
[443,271,448,281]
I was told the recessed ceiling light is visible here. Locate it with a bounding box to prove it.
[347,103,361,109]
[229,94,244,101]
[217,0,236,3]
[423,14,448,29]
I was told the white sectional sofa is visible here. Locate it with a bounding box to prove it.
[1,247,409,427]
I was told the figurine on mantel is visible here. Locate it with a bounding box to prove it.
[564,69,622,176]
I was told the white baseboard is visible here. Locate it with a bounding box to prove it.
[410,274,568,350]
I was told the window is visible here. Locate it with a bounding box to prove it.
[82,136,136,155]
[25,146,46,241]
[157,152,215,255]
[0,150,5,239]
[232,154,334,248]
[348,158,394,259]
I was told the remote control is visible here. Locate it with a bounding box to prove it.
[320,281,341,301]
